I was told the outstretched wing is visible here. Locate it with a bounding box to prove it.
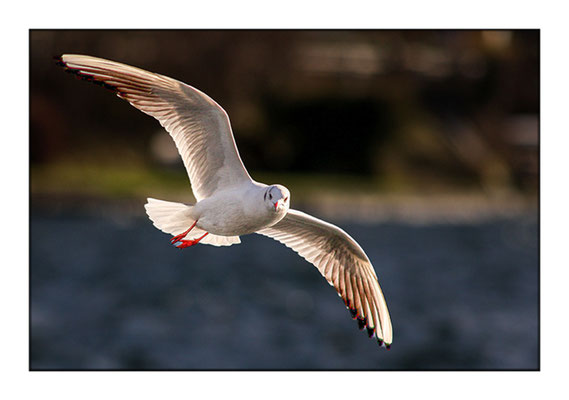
[58,54,252,201]
[256,209,393,347]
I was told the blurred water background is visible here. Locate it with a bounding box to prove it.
[30,30,538,370]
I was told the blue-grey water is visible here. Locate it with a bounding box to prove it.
[30,210,538,370]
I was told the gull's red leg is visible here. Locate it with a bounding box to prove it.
[170,220,198,244]
[175,232,209,249]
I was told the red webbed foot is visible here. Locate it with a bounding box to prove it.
[173,232,209,249]
[170,221,197,245]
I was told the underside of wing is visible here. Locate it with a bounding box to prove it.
[58,54,252,201]
[257,209,393,348]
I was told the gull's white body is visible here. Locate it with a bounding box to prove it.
[192,182,288,236]
[59,54,393,348]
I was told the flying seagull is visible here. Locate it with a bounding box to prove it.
[57,54,393,348]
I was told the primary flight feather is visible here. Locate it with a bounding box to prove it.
[58,54,393,348]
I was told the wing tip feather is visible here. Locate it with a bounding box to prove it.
[56,54,119,92]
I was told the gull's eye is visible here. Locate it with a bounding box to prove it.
[284,197,288,202]
[269,193,273,200]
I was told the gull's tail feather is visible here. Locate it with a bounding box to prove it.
[144,198,240,247]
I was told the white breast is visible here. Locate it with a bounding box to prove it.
[193,183,286,236]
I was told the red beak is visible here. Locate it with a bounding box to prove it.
[274,200,279,210]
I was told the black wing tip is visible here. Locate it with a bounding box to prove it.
[56,56,119,92]
[376,338,391,350]
[54,55,65,67]
[349,308,357,319]
[55,55,74,72]
[346,308,391,350]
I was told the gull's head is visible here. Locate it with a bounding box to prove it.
[264,184,290,213]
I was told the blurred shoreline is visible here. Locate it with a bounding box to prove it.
[31,159,537,225]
